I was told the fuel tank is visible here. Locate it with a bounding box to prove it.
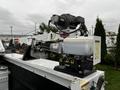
[63,36,99,56]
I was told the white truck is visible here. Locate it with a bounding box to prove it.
[1,35,105,90]
[3,53,105,90]
[0,14,105,90]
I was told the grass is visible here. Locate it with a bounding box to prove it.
[96,64,120,90]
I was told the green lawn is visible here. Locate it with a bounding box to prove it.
[96,64,120,90]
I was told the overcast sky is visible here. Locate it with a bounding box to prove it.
[0,0,120,34]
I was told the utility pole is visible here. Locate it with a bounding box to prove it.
[35,23,37,35]
[10,26,13,39]
[91,25,94,35]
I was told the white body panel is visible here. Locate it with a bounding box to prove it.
[63,37,93,55]
[0,40,5,53]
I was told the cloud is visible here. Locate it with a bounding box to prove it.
[27,14,48,24]
[0,0,120,34]
[0,7,35,34]
[57,0,86,5]
[54,0,86,15]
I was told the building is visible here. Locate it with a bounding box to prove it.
[106,32,117,53]
[0,34,32,41]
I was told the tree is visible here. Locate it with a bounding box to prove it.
[115,24,120,68]
[94,18,107,63]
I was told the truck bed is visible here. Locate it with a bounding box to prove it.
[2,53,104,90]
